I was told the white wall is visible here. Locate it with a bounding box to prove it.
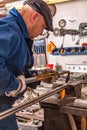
[46,0,87,70]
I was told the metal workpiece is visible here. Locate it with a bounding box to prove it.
[0,75,86,120]
[25,77,38,84]
[0,70,70,120]
[0,83,68,120]
[25,70,70,84]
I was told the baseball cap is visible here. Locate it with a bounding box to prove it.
[23,0,53,31]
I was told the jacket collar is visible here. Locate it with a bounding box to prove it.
[9,7,29,38]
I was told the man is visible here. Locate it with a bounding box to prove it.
[0,0,53,129]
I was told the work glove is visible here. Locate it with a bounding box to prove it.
[5,75,26,97]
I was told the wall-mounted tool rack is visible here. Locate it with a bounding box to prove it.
[52,46,87,55]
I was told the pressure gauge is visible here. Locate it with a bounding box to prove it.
[53,28,60,36]
[58,19,66,28]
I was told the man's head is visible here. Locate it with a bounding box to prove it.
[20,0,53,38]
[23,0,53,32]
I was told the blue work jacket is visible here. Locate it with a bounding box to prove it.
[0,7,33,95]
[0,7,34,130]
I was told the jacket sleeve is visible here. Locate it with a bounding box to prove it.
[0,25,20,95]
[0,56,19,95]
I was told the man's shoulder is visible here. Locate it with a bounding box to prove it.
[0,16,19,32]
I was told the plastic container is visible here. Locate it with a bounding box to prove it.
[46,64,54,69]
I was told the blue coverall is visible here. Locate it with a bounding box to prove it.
[0,7,33,130]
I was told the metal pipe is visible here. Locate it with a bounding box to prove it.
[0,83,67,120]
[0,71,70,120]
[25,71,70,84]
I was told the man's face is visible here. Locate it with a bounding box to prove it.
[32,15,46,38]
[27,12,46,39]
[21,5,47,39]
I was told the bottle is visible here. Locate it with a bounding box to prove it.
[55,62,61,71]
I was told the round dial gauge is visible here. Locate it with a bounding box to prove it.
[58,19,66,28]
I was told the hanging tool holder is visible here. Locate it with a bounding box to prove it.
[32,38,47,68]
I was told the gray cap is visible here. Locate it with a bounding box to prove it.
[23,0,53,31]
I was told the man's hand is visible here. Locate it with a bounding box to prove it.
[5,75,26,97]
[17,75,26,93]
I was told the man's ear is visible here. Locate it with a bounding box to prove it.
[31,12,39,23]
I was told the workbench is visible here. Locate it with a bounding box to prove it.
[41,97,87,130]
